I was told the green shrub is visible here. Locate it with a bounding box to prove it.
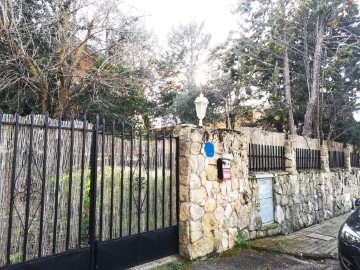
[235,228,249,248]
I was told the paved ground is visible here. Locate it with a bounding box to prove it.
[251,212,351,260]
[190,249,341,270]
[140,212,351,269]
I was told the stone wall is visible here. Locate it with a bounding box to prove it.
[256,170,360,237]
[174,125,360,260]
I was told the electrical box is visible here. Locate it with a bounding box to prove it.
[217,158,231,181]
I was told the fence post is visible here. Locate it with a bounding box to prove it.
[344,143,351,171]
[320,142,330,172]
[89,115,99,270]
[284,135,297,174]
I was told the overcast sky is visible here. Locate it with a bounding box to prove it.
[119,0,239,47]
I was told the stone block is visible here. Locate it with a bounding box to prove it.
[229,212,237,227]
[221,232,229,251]
[189,155,199,173]
[179,221,190,244]
[179,244,191,259]
[257,230,267,238]
[228,227,238,248]
[190,204,205,221]
[217,194,227,207]
[180,175,189,186]
[179,188,188,202]
[281,196,289,206]
[224,204,233,220]
[190,130,202,142]
[198,156,206,173]
[205,198,217,212]
[179,158,189,176]
[214,206,225,221]
[204,181,213,197]
[275,205,285,224]
[190,187,207,205]
[249,230,257,239]
[192,232,215,258]
[190,221,203,243]
[190,142,202,155]
[202,213,218,231]
[180,203,189,222]
[206,165,218,181]
[190,173,201,189]
[200,170,207,185]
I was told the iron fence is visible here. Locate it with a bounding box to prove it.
[248,144,285,172]
[0,112,179,269]
[351,152,360,167]
[295,148,320,170]
[328,151,344,168]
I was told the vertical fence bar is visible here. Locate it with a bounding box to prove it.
[154,130,158,229]
[39,112,49,257]
[301,149,304,170]
[89,115,99,270]
[138,127,143,234]
[110,120,115,239]
[162,132,166,228]
[278,146,281,170]
[270,146,274,170]
[146,130,150,231]
[129,125,134,235]
[78,114,87,247]
[119,122,125,237]
[0,111,2,140]
[260,145,263,171]
[282,146,285,170]
[265,145,269,171]
[307,149,310,169]
[23,112,34,261]
[99,118,105,241]
[248,144,252,171]
[265,145,268,171]
[176,137,180,225]
[169,133,173,226]
[66,114,75,250]
[52,113,62,254]
[256,144,260,171]
[297,149,300,170]
[7,113,19,265]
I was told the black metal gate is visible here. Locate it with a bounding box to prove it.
[0,113,179,270]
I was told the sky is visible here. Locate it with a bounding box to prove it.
[118,0,239,47]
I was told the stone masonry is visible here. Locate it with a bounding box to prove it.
[174,125,360,260]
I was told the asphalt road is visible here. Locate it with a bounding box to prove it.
[189,249,342,270]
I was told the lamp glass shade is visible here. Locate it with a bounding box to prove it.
[353,109,360,122]
[194,93,209,126]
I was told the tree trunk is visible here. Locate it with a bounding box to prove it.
[302,15,325,137]
[283,49,296,134]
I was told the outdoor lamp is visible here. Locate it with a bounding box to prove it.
[194,92,209,127]
[353,107,360,122]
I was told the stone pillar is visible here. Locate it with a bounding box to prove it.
[284,135,297,174]
[173,124,195,259]
[344,144,351,171]
[173,125,250,260]
[320,144,330,172]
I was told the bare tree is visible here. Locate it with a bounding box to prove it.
[0,0,155,117]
